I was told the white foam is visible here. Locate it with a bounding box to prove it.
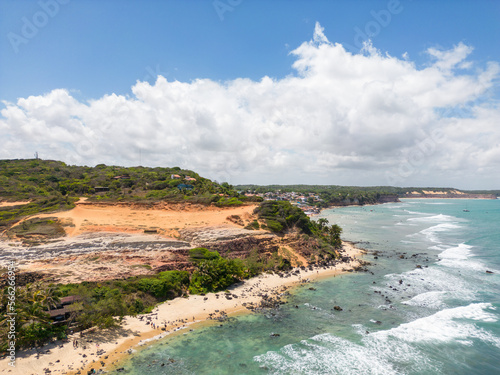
[404,209,430,215]
[375,303,499,346]
[423,202,451,205]
[304,302,322,311]
[418,223,461,243]
[254,324,445,374]
[439,243,472,261]
[436,243,497,272]
[382,266,477,307]
[408,214,455,223]
[255,333,407,375]
[402,291,448,309]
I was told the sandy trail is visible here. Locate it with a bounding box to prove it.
[0,201,30,208]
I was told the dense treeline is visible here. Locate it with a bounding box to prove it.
[0,159,261,227]
[0,271,189,350]
[237,184,499,205]
[461,189,500,195]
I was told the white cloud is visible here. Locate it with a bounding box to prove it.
[1,24,500,189]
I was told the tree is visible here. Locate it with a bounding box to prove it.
[317,218,329,229]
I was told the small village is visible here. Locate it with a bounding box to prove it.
[242,190,323,216]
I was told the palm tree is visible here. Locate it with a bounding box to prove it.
[317,218,329,230]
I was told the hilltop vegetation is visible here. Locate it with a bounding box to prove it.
[0,159,260,227]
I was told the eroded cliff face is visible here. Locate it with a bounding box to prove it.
[0,226,284,284]
[1,222,346,284]
[179,227,278,259]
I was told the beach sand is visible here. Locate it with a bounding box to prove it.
[25,200,259,238]
[1,241,364,375]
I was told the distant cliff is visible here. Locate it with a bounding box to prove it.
[401,190,496,199]
[328,194,400,207]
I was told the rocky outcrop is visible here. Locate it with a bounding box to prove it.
[376,194,400,203]
[179,227,277,259]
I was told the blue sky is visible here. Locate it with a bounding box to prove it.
[2,0,499,101]
[1,0,500,188]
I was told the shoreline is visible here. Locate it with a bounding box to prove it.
[0,241,366,375]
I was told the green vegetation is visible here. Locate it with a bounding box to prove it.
[0,159,262,227]
[0,283,66,350]
[0,270,190,350]
[254,200,342,258]
[255,200,313,234]
[189,255,244,294]
[187,247,290,294]
[245,220,260,230]
[5,217,66,245]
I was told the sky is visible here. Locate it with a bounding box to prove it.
[0,0,499,189]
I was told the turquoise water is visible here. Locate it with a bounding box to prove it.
[110,199,500,374]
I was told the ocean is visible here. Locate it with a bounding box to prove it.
[109,199,500,375]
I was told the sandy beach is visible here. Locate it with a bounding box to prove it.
[0,241,365,375]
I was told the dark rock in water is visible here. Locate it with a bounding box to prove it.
[486,270,494,274]
[374,320,382,325]
[168,358,175,363]
[270,333,280,337]
[333,305,343,311]
[416,265,422,269]
[308,287,316,291]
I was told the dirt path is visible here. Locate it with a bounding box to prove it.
[279,244,309,267]
[0,201,30,207]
